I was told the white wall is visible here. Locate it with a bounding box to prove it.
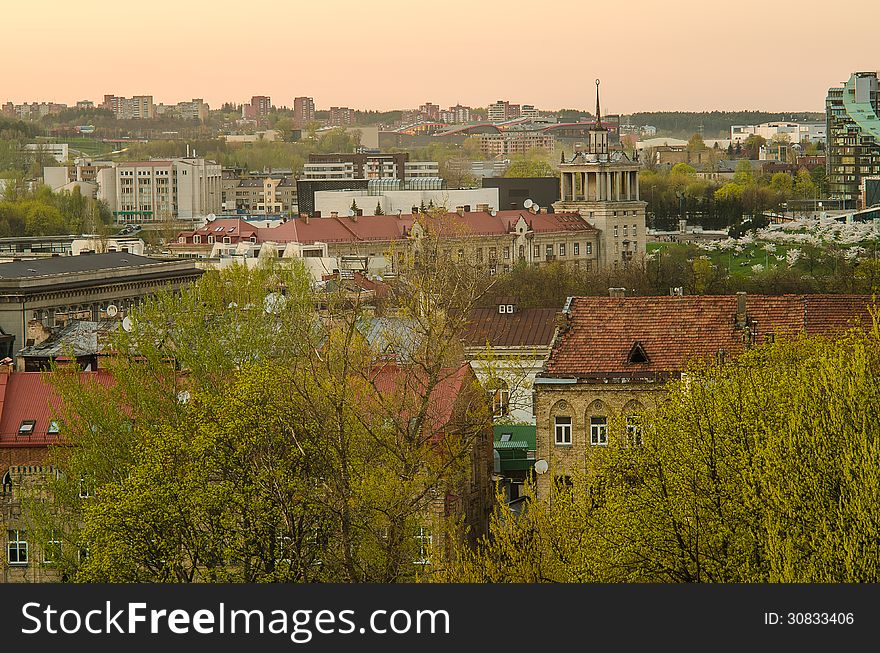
[314,188,500,217]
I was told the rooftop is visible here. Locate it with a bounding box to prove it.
[543,294,876,378]
[0,252,161,279]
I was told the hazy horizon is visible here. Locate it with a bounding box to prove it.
[3,0,878,114]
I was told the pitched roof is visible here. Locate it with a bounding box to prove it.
[370,362,474,435]
[462,307,559,348]
[0,371,114,447]
[256,210,595,245]
[544,294,876,377]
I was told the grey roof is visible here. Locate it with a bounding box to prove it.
[0,253,162,279]
[18,320,119,358]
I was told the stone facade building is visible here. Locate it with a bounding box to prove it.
[533,293,876,499]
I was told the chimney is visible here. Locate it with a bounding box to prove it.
[477,203,489,213]
[351,213,358,223]
[609,287,626,299]
[396,210,403,220]
[314,210,322,218]
[456,206,465,216]
[303,214,310,225]
[735,291,747,328]
[331,211,339,218]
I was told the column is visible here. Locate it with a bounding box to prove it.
[584,172,590,203]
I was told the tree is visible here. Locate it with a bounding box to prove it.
[504,149,556,178]
[686,133,706,152]
[351,198,359,213]
[794,167,817,200]
[438,324,880,582]
[31,247,495,582]
[375,201,384,216]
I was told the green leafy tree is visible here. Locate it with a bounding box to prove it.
[439,322,880,582]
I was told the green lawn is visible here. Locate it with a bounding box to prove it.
[648,241,839,278]
[66,137,113,157]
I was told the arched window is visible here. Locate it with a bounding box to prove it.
[587,400,607,446]
[551,399,573,446]
[623,400,644,447]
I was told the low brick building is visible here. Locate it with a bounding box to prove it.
[533,293,877,498]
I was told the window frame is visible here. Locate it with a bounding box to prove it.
[554,415,572,446]
[590,416,608,446]
[7,529,28,565]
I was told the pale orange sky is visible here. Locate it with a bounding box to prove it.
[3,0,878,113]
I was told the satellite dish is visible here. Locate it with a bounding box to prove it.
[347,209,356,217]
[523,199,534,209]
[534,459,549,475]
[490,209,497,217]
[264,292,287,315]
[105,304,119,318]
[533,204,541,213]
[122,316,133,332]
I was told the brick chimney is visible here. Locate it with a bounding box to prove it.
[735,291,747,328]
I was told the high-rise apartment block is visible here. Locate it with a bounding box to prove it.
[99,158,222,225]
[488,100,521,123]
[293,97,315,126]
[102,95,155,120]
[826,72,880,208]
[329,107,355,127]
[242,96,272,120]
[419,102,440,121]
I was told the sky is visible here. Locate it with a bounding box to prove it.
[2,0,879,114]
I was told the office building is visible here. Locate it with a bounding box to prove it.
[293,96,315,126]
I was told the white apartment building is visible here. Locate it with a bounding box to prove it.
[103,95,155,120]
[404,161,440,178]
[24,143,68,163]
[301,162,357,181]
[313,187,499,217]
[99,158,222,225]
[730,122,825,144]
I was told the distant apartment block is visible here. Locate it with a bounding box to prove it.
[439,104,472,124]
[24,143,69,163]
[102,94,155,120]
[75,100,94,110]
[730,121,825,144]
[488,100,521,123]
[293,96,315,126]
[242,96,272,120]
[304,153,411,181]
[329,107,355,127]
[478,132,555,157]
[827,72,880,209]
[520,104,539,119]
[175,98,209,122]
[2,102,67,120]
[419,102,440,121]
[221,175,297,215]
[99,158,222,225]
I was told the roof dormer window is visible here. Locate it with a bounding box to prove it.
[627,341,649,364]
[18,420,36,436]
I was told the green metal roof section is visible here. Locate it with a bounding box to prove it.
[843,73,880,142]
[493,424,536,450]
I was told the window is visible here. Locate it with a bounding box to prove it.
[559,243,566,257]
[223,237,231,244]
[504,246,510,259]
[18,420,35,436]
[47,421,60,435]
[489,381,510,418]
[489,247,497,260]
[613,225,619,237]
[632,224,637,236]
[623,225,628,237]
[533,244,540,257]
[545,244,554,257]
[193,235,201,244]
[554,416,572,446]
[43,531,62,564]
[79,476,94,499]
[574,243,580,256]
[590,416,608,446]
[519,244,525,259]
[7,529,28,565]
[498,304,508,314]
[626,415,643,447]
[476,248,483,262]
[554,475,573,492]
[415,527,432,564]
[457,249,464,260]
[586,242,593,255]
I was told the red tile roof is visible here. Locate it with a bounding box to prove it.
[250,210,594,245]
[462,308,559,348]
[544,294,877,377]
[370,362,474,435]
[0,371,114,447]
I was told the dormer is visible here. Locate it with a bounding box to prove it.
[496,296,518,315]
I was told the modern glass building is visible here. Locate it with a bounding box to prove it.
[826,72,880,209]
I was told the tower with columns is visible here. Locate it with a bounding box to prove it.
[553,80,646,270]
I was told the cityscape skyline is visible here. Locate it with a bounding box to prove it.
[3,0,878,112]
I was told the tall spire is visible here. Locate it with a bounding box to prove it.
[593,78,605,131]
